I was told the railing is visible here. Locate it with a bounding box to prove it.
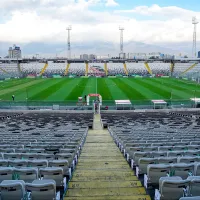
[0,98,197,110]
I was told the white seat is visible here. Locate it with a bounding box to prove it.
[0,180,25,200]
[39,167,64,187]
[25,179,56,200]
[14,167,38,183]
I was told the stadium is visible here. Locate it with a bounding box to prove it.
[0,59,200,200]
[1,60,200,110]
[1,1,200,199]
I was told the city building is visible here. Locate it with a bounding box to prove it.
[80,54,97,60]
[198,51,200,58]
[8,45,22,59]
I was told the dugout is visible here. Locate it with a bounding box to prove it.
[152,100,167,109]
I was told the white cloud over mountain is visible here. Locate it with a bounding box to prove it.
[0,1,199,56]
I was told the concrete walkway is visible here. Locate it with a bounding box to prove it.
[65,114,150,200]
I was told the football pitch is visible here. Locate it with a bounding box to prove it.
[0,77,200,105]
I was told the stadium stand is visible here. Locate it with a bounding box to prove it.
[68,63,85,76]
[21,62,46,77]
[0,112,93,199]
[107,63,126,76]
[101,111,200,199]
[0,63,20,79]
[126,63,150,76]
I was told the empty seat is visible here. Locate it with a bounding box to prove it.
[187,176,200,196]
[48,160,71,177]
[3,153,21,160]
[25,179,56,200]
[9,159,28,168]
[21,153,38,160]
[0,180,25,200]
[151,151,168,158]
[0,167,13,182]
[168,151,184,157]
[155,177,190,200]
[38,154,55,160]
[136,158,158,176]
[177,156,198,164]
[158,157,177,164]
[0,159,9,167]
[171,163,194,179]
[39,167,64,187]
[28,160,48,169]
[14,167,38,183]
[146,164,171,187]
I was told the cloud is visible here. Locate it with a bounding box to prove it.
[0,3,199,56]
[105,0,119,7]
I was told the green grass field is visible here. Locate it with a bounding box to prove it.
[0,77,200,105]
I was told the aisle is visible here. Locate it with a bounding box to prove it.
[65,114,150,200]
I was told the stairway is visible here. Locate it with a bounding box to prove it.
[64,63,70,75]
[123,63,129,76]
[39,63,48,76]
[65,114,150,200]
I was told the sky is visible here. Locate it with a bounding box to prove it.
[0,0,200,57]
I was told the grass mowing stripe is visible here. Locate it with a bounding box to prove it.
[105,78,128,100]
[124,78,164,100]
[0,79,35,90]
[0,79,45,98]
[145,78,195,99]
[29,79,67,100]
[46,79,75,101]
[152,78,199,91]
[131,79,173,99]
[81,78,96,97]
[97,78,113,100]
[111,78,146,100]
[65,78,89,100]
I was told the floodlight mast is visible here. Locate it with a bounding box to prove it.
[66,25,72,60]
[119,26,124,54]
[192,17,198,58]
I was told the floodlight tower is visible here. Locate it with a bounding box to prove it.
[66,25,72,59]
[119,26,124,54]
[192,17,198,57]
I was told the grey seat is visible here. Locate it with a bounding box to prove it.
[14,167,38,183]
[158,157,177,164]
[171,163,194,179]
[0,167,13,183]
[147,164,171,186]
[156,177,190,200]
[0,180,25,200]
[187,176,200,197]
[25,179,56,200]
[9,159,28,168]
[48,160,71,177]
[39,167,64,187]
[28,160,48,169]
